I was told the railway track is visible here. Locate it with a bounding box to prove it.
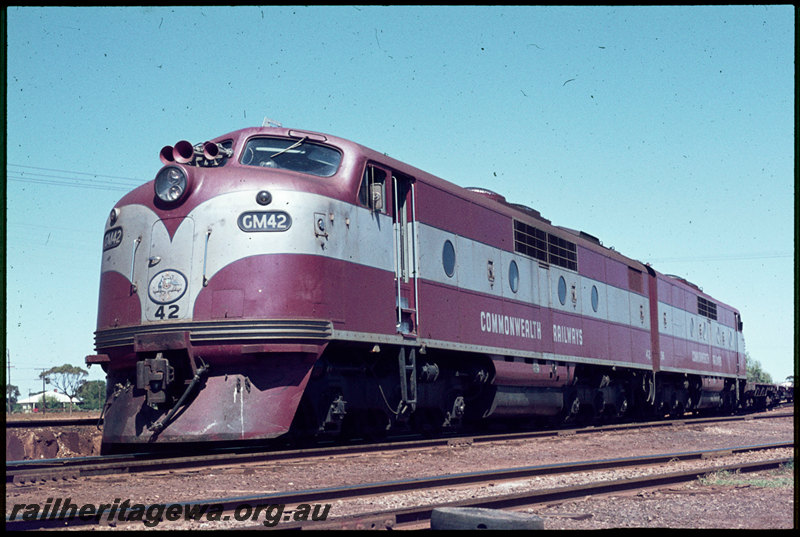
[331,453,793,531]
[4,403,790,431]
[6,441,792,530]
[6,417,102,429]
[7,410,792,485]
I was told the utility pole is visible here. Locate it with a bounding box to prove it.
[6,349,10,414]
[34,368,49,415]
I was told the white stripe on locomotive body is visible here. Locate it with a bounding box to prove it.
[415,222,650,331]
[657,299,745,376]
[658,301,738,352]
[102,188,739,375]
[104,194,651,332]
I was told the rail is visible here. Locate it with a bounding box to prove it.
[6,441,792,530]
[7,410,793,485]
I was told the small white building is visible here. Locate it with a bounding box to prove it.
[17,390,82,413]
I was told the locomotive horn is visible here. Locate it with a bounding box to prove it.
[159,145,175,165]
[203,141,221,160]
[203,141,233,160]
[173,140,195,164]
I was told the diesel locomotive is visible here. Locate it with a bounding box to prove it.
[86,126,755,452]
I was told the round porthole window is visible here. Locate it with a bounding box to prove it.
[558,276,567,305]
[442,240,456,278]
[591,285,599,312]
[509,260,519,293]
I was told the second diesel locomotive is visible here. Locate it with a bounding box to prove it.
[87,126,750,451]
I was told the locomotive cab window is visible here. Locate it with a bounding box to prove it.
[240,136,341,177]
[358,165,389,213]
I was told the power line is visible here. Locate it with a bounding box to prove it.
[7,164,145,192]
[7,163,143,183]
[7,174,133,192]
[648,252,792,263]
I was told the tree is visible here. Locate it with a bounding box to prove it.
[77,380,106,411]
[745,353,773,384]
[39,394,62,411]
[39,364,88,414]
[7,384,20,413]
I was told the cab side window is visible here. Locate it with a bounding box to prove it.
[358,165,388,213]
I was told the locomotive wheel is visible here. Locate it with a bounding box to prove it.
[411,408,445,437]
[341,409,390,442]
[669,397,684,418]
[618,397,629,416]
[563,393,581,423]
[443,394,466,429]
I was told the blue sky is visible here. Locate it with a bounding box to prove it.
[5,6,795,399]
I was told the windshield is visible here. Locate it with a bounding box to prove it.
[240,136,342,177]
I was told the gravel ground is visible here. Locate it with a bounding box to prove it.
[5,411,794,530]
[531,470,795,530]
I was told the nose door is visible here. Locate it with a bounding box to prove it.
[145,217,194,322]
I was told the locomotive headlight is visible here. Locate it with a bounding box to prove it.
[155,166,188,203]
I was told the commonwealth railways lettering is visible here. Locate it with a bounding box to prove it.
[478,313,584,346]
[553,324,583,346]
[480,312,542,340]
